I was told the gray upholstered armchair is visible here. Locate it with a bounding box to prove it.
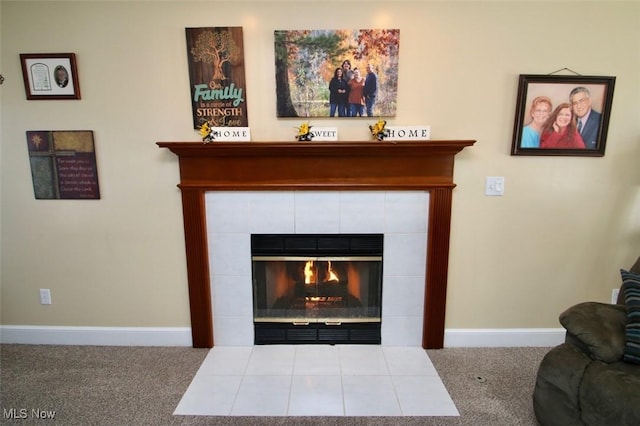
[533,257,640,426]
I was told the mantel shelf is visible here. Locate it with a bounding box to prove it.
[157,140,474,156]
[157,139,474,349]
[157,140,475,191]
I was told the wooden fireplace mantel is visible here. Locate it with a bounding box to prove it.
[157,140,474,349]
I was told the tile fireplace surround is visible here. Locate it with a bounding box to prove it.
[157,140,474,348]
[207,190,428,346]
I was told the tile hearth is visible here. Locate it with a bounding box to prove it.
[174,345,459,417]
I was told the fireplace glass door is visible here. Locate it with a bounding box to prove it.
[251,234,383,344]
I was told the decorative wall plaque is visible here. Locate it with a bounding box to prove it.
[186,27,249,130]
[26,130,100,199]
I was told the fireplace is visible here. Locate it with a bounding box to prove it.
[157,140,474,349]
[251,234,383,344]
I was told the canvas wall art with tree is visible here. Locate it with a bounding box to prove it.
[186,27,249,129]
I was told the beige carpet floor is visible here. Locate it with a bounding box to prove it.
[0,344,549,425]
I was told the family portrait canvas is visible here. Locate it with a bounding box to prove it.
[511,74,615,157]
[274,29,400,118]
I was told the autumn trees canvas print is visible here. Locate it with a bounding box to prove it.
[274,29,400,118]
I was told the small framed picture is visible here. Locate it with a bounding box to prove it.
[511,74,615,157]
[20,53,81,100]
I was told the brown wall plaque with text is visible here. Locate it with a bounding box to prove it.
[186,27,248,129]
[26,130,100,199]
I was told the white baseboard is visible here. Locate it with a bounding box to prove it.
[444,328,565,347]
[0,325,564,347]
[0,325,192,346]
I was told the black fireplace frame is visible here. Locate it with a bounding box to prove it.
[254,322,380,345]
[251,234,383,344]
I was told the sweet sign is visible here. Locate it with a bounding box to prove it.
[309,127,338,141]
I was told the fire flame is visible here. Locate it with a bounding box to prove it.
[327,261,339,282]
[304,260,314,284]
[304,260,340,284]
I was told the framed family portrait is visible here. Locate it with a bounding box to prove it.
[274,29,400,118]
[20,53,81,100]
[511,74,615,157]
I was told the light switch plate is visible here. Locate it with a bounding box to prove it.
[485,176,505,196]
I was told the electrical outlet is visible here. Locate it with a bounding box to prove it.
[611,288,620,304]
[39,288,52,305]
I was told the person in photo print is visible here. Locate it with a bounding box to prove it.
[341,59,354,82]
[363,63,378,117]
[521,96,553,148]
[54,66,69,88]
[328,68,349,117]
[540,103,585,149]
[341,59,354,116]
[570,86,601,149]
[348,68,366,117]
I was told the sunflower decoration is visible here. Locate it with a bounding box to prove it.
[199,122,215,143]
[369,119,388,141]
[295,122,313,141]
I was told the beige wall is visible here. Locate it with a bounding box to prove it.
[1,1,639,330]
